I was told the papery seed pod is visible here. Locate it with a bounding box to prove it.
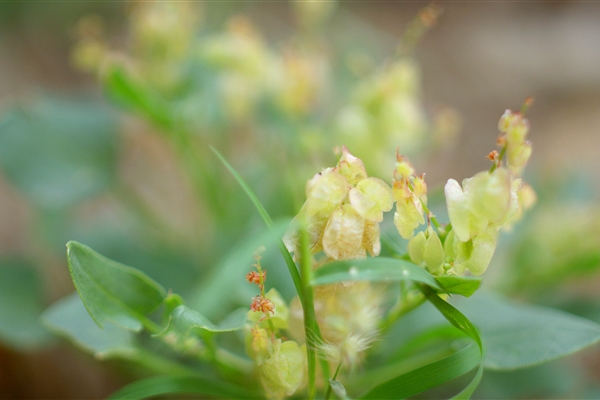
[322,204,366,260]
[349,177,393,222]
[260,340,305,400]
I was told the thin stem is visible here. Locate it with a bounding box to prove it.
[299,222,317,400]
[324,362,343,400]
[379,293,426,334]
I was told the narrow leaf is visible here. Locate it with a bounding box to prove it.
[107,375,258,400]
[360,343,480,399]
[210,146,304,303]
[67,241,166,331]
[436,275,482,297]
[311,258,440,289]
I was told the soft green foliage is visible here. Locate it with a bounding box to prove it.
[67,241,166,331]
[1,2,599,400]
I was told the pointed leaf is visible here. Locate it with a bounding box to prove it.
[436,276,482,298]
[455,291,600,370]
[330,379,351,400]
[311,257,441,289]
[67,241,166,331]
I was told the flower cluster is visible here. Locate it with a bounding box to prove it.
[244,249,305,400]
[284,147,393,260]
[442,107,536,276]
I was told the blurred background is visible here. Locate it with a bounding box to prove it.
[1,1,599,398]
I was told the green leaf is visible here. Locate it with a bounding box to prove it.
[66,241,166,332]
[436,275,482,297]
[421,286,484,400]
[0,95,117,209]
[330,379,351,400]
[311,258,441,289]
[0,260,52,349]
[159,305,246,338]
[42,293,136,359]
[455,291,600,370]
[107,375,258,400]
[360,343,480,399]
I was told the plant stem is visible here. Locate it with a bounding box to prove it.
[324,362,342,400]
[299,223,317,400]
[379,292,426,334]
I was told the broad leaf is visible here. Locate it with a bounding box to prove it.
[455,291,600,370]
[107,375,258,400]
[160,305,246,338]
[42,293,136,359]
[436,275,482,297]
[67,241,166,331]
[0,261,52,349]
[0,95,117,209]
[311,258,440,289]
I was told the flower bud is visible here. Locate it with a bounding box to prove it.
[260,340,305,399]
[394,197,424,239]
[247,288,289,330]
[407,226,444,275]
[337,146,368,185]
[349,177,393,222]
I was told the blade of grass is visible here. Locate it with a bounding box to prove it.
[107,375,258,400]
[210,146,304,304]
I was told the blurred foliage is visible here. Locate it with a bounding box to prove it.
[0,1,599,399]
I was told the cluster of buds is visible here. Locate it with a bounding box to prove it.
[246,247,275,319]
[244,249,305,399]
[442,105,536,276]
[392,154,428,239]
[284,147,393,261]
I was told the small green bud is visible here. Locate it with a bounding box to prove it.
[260,340,305,399]
[408,226,444,275]
[394,197,425,239]
[337,146,368,185]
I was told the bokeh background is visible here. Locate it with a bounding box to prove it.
[1,1,600,398]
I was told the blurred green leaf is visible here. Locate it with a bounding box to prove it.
[0,95,117,209]
[455,291,600,370]
[0,260,52,350]
[67,241,166,331]
[107,375,258,400]
[42,293,136,359]
[311,258,441,289]
[436,276,481,298]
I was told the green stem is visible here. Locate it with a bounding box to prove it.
[299,223,317,400]
[379,293,426,334]
[324,362,342,400]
